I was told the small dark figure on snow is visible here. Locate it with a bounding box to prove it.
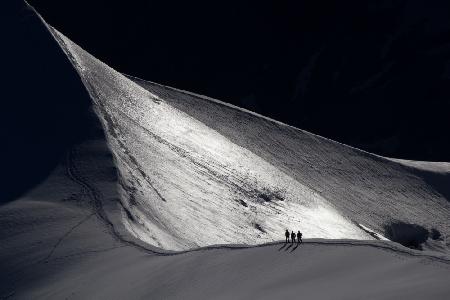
[297,231,302,244]
[291,231,296,244]
[285,229,290,243]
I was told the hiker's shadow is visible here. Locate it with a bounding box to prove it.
[290,244,299,252]
[278,243,301,252]
[285,243,294,251]
[278,243,288,251]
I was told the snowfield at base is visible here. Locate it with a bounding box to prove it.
[1,3,450,299]
[1,141,449,299]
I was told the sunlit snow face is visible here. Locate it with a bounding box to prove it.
[50,28,450,253]
[83,71,368,250]
[58,32,371,250]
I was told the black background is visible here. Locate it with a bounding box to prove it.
[1,0,449,202]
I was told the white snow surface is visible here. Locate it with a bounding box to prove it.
[47,27,450,252]
[1,137,449,300]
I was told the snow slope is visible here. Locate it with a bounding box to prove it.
[1,136,449,299]
[46,27,450,251]
[1,4,450,298]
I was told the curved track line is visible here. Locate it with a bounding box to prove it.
[43,212,95,262]
[65,147,152,253]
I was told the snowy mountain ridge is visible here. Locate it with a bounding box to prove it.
[43,22,450,252]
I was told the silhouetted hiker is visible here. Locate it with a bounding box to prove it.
[291,231,296,244]
[297,231,303,244]
[285,229,290,243]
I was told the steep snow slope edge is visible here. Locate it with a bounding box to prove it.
[43,21,449,251]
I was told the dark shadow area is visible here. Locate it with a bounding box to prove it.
[0,1,92,203]
[285,243,293,251]
[290,244,299,252]
[414,169,450,202]
[384,222,430,250]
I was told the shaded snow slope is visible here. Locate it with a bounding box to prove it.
[1,136,449,299]
[46,27,450,251]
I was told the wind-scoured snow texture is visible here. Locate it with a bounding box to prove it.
[50,29,450,252]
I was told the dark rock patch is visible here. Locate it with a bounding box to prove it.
[253,223,266,233]
[258,193,272,202]
[384,222,429,250]
[254,188,285,203]
[239,200,248,207]
[118,201,136,222]
[430,228,442,240]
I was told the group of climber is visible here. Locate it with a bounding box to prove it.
[285,229,302,244]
